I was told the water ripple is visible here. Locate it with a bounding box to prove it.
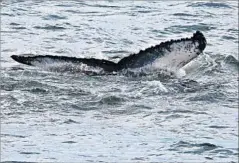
[42,14,67,20]
[33,25,66,30]
[1,1,238,162]
[188,2,232,8]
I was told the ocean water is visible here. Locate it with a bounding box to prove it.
[0,1,238,162]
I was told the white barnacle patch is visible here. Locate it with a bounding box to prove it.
[151,40,200,73]
[31,56,104,73]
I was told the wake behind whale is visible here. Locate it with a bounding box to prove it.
[11,31,207,75]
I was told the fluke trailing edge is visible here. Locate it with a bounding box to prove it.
[11,31,207,72]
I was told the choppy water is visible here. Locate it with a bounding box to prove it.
[1,1,238,162]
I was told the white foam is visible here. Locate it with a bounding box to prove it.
[147,80,168,93]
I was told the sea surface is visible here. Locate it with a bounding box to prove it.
[0,1,238,162]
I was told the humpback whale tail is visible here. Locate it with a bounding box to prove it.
[117,31,206,70]
[11,55,119,72]
[11,31,206,73]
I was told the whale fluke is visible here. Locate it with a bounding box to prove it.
[11,31,207,73]
[117,31,206,69]
[11,55,119,72]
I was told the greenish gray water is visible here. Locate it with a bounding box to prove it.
[1,1,238,162]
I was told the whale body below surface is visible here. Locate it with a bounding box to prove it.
[11,31,207,73]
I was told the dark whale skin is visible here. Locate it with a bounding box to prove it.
[11,31,206,72]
